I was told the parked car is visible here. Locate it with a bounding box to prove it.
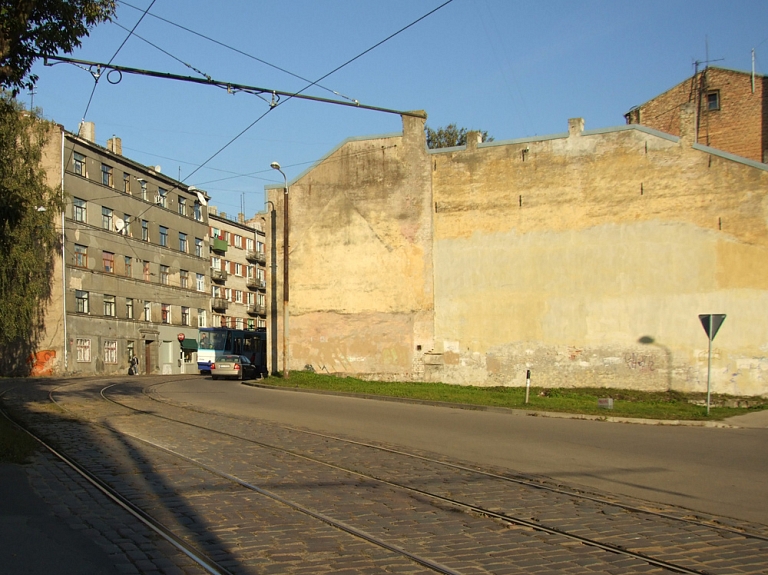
[210,355,258,380]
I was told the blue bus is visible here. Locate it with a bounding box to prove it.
[197,328,267,376]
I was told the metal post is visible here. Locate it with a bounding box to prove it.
[271,162,289,379]
[525,369,531,404]
[706,320,712,416]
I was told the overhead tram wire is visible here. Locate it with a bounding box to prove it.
[119,0,359,104]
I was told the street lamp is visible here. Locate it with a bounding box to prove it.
[270,161,289,379]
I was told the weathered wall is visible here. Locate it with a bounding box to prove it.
[268,114,434,378]
[432,120,768,395]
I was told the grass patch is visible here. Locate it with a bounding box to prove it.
[0,414,39,464]
[262,371,768,421]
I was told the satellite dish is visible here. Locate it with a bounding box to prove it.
[114,219,125,234]
[195,191,208,206]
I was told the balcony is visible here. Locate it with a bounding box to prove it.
[246,250,266,264]
[248,304,266,316]
[211,237,228,253]
[246,277,266,290]
[211,268,227,282]
[211,297,228,311]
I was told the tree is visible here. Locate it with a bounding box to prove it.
[0,93,62,375]
[0,0,115,94]
[425,123,494,149]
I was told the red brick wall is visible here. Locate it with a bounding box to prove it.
[627,68,766,163]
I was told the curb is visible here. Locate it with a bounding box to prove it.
[240,380,738,428]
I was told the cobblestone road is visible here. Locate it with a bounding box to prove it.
[3,376,767,575]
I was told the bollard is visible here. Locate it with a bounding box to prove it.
[525,369,531,404]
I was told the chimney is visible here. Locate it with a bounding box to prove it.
[209,206,218,216]
[79,121,95,142]
[107,136,122,155]
[679,102,696,147]
[568,118,585,137]
[466,131,482,151]
[238,213,245,223]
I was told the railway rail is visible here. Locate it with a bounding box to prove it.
[3,376,766,575]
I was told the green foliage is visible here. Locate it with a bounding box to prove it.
[425,123,494,149]
[264,371,768,421]
[0,93,62,375]
[0,0,115,94]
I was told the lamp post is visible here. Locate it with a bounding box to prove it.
[270,162,289,379]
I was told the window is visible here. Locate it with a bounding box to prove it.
[160,265,169,285]
[144,301,151,321]
[181,306,190,326]
[211,256,220,269]
[103,295,115,316]
[74,153,86,176]
[127,340,135,360]
[235,317,244,330]
[142,220,149,242]
[196,273,205,292]
[194,202,202,221]
[101,164,113,187]
[198,309,206,328]
[102,251,114,273]
[161,304,170,324]
[234,234,242,248]
[211,227,220,239]
[124,256,132,277]
[707,90,720,111]
[247,238,254,251]
[212,285,221,298]
[140,180,147,201]
[247,292,254,306]
[258,293,265,306]
[257,241,265,254]
[123,173,131,194]
[180,269,189,289]
[104,340,117,363]
[179,232,187,253]
[143,261,150,281]
[257,318,265,329]
[195,237,203,257]
[76,338,91,362]
[158,187,167,208]
[75,290,89,313]
[126,298,134,319]
[159,226,168,247]
[178,196,186,216]
[234,290,242,304]
[102,206,113,230]
[257,268,265,281]
[74,244,87,267]
[224,288,231,301]
[247,265,254,279]
[235,263,242,277]
[247,319,255,330]
[123,214,131,236]
[73,197,86,222]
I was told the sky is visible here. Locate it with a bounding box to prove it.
[26,0,768,218]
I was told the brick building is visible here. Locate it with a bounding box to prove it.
[625,66,768,163]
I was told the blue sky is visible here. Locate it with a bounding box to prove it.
[28,0,768,217]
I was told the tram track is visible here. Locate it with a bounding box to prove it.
[102,379,766,575]
[4,377,766,574]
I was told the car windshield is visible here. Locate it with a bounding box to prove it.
[239,356,251,365]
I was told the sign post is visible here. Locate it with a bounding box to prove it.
[698,314,726,416]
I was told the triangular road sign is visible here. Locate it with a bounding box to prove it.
[699,314,726,341]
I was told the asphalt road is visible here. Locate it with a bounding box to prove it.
[156,378,768,525]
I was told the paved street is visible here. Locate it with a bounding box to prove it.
[2,376,767,574]
[160,377,768,524]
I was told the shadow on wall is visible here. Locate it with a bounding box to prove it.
[638,335,673,392]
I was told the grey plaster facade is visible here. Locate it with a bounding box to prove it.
[61,126,211,375]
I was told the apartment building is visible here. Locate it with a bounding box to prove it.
[625,66,768,163]
[51,123,211,375]
[208,209,267,332]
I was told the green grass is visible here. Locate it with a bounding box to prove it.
[0,414,39,464]
[262,371,768,421]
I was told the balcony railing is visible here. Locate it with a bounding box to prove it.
[246,250,266,264]
[246,277,266,290]
[211,297,228,311]
[248,304,266,316]
[211,237,228,253]
[211,268,227,282]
